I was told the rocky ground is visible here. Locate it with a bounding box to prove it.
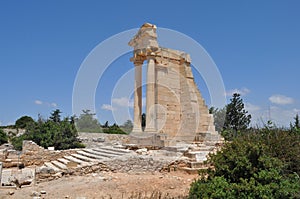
[0,171,198,199]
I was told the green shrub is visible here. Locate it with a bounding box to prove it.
[11,110,84,150]
[0,128,8,145]
[189,128,300,198]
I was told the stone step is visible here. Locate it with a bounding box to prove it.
[51,160,68,170]
[71,153,99,162]
[77,150,106,160]
[57,158,70,165]
[63,155,89,166]
[188,161,207,169]
[44,162,60,172]
[184,151,210,161]
[83,149,118,158]
[178,166,209,175]
[92,148,127,156]
[97,146,130,153]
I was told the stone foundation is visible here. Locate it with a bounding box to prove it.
[21,141,75,166]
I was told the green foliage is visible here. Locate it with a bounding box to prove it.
[0,128,8,145]
[223,93,251,140]
[15,116,35,129]
[292,114,300,133]
[49,109,62,123]
[75,110,132,134]
[295,114,300,128]
[189,128,300,199]
[75,110,102,133]
[11,110,84,150]
[103,123,127,134]
[120,120,133,134]
[209,107,226,132]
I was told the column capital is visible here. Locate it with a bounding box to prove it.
[133,60,144,66]
[146,52,156,61]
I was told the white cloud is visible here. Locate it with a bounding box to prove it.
[34,100,58,108]
[249,105,299,127]
[245,103,261,112]
[51,103,57,107]
[112,97,146,108]
[293,108,300,113]
[34,100,43,105]
[269,95,294,105]
[101,104,115,111]
[112,97,131,107]
[226,88,250,97]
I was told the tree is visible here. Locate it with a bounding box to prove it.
[103,121,109,128]
[15,116,34,129]
[294,114,299,129]
[49,109,62,123]
[120,120,133,134]
[223,93,251,137]
[75,110,102,133]
[209,107,226,132]
[103,123,127,134]
[0,129,8,145]
[11,111,84,150]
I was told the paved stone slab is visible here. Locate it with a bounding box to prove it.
[51,160,68,170]
[76,150,106,160]
[92,148,127,156]
[44,162,60,172]
[63,156,89,166]
[71,153,99,162]
[57,158,70,165]
[83,149,118,158]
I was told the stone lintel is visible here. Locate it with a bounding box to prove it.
[128,23,159,52]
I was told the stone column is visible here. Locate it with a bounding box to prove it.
[132,60,143,132]
[145,54,156,132]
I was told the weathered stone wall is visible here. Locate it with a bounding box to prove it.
[21,141,75,166]
[155,48,216,142]
[78,133,130,148]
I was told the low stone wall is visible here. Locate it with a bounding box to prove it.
[103,155,176,173]
[78,132,130,148]
[0,149,8,162]
[21,141,75,166]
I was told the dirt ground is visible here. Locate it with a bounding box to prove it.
[0,171,198,199]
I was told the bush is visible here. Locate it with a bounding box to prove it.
[11,111,84,150]
[103,123,127,134]
[0,128,8,145]
[15,116,34,129]
[189,128,300,198]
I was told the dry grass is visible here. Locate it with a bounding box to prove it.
[100,191,188,199]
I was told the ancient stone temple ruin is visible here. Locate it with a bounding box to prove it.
[129,23,221,147]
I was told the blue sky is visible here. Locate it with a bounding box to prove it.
[1,1,300,127]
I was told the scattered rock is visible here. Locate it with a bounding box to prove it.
[40,190,47,194]
[8,191,14,195]
[38,166,54,174]
[136,148,147,155]
[30,191,40,197]
[53,172,63,178]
